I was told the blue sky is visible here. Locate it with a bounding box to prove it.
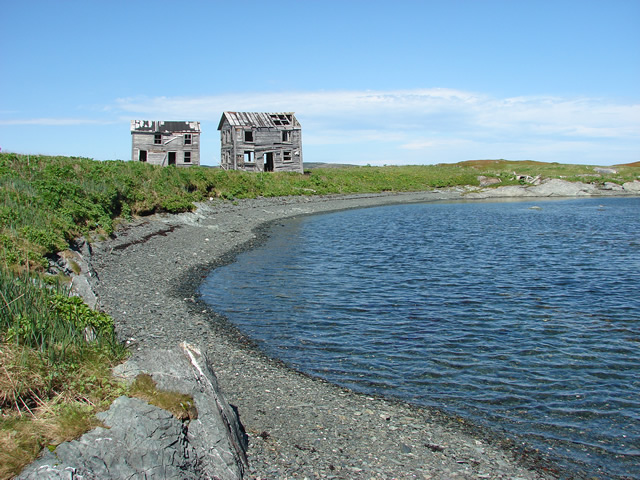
[1,0,638,166]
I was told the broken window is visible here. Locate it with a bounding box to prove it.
[139,150,147,162]
[184,151,191,163]
[270,114,291,126]
[154,133,162,144]
[283,151,292,162]
[184,134,192,145]
[244,151,254,163]
[282,130,291,142]
[244,130,254,142]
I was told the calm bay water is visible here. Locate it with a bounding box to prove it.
[200,197,640,478]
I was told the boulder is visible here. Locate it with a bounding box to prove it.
[18,343,247,480]
[602,182,624,191]
[477,175,502,187]
[594,167,618,174]
[527,178,599,196]
[622,180,640,192]
[19,396,201,479]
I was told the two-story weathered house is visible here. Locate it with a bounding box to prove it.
[218,112,303,173]
[131,120,201,167]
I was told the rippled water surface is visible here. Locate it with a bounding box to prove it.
[200,197,640,478]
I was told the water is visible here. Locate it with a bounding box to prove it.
[200,197,640,478]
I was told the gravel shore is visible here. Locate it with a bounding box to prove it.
[90,191,575,480]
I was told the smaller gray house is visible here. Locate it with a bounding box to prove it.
[218,112,303,173]
[131,120,200,167]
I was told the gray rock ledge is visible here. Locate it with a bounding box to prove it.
[18,342,247,480]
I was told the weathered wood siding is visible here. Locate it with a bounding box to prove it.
[218,114,303,173]
[131,120,201,167]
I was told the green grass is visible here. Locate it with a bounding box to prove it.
[0,152,638,478]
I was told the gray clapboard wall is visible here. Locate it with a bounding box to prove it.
[131,120,201,167]
[218,112,303,173]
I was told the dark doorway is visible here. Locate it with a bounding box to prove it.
[264,152,274,172]
[168,152,176,166]
[139,150,147,162]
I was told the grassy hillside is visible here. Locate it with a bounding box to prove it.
[0,152,638,477]
[2,153,637,272]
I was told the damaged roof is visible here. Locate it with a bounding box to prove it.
[131,120,201,133]
[217,112,300,130]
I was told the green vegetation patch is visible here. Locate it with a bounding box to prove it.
[129,374,197,421]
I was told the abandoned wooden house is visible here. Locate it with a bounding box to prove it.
[131,120,201,167]
[218,112,303,173]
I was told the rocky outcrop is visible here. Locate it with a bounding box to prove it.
[18,343,247,480]
[466,178,640,199]
[622,180,640,192]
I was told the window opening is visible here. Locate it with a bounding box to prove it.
[184,134,192,145]
[244,151,254,163]
[283,151,292,162]
[184,151,191,163]
[244,130,254,142]
[154,133,162,144]
[270,114,291,126]
[282,130,291,142]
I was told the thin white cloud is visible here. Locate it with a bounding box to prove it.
[113,89,640,142]
[3,89,636,165]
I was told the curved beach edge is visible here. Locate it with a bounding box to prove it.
[37,182,638,479]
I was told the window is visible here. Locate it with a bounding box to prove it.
[244,130,254,142]
[244,151,254,163]
[270,114,292,126]
[139,150,147,162]
[184,134,192,145]
[283,151,292,162]
[154,133,162,144]
[282,130,291,142]
[184,151,191,163]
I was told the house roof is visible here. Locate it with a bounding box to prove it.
[217,112,300,130]
[131,120,201,133]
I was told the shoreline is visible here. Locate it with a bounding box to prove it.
[89,187,636,479]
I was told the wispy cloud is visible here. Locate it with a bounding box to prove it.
[113,89,639,139]
[110,90,640,164]
[3,89,637,164]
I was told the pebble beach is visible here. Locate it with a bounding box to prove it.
[88,190,594,479]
